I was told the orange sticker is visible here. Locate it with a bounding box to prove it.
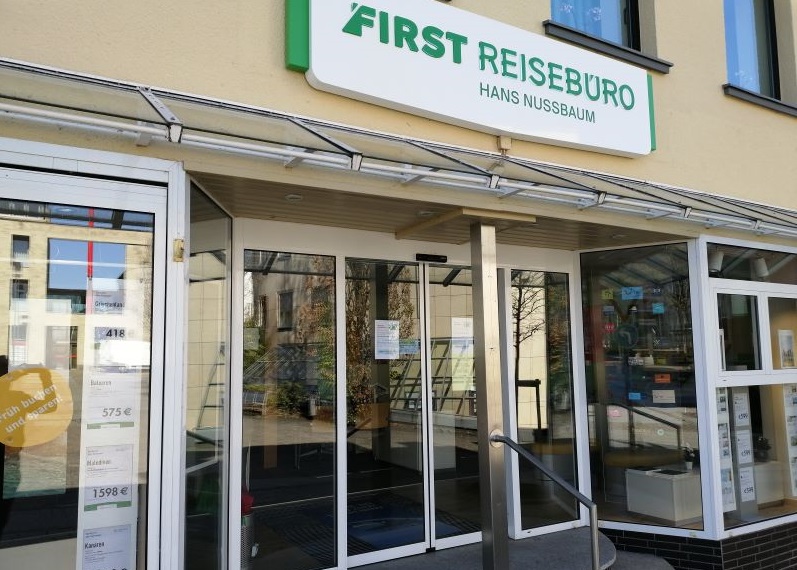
[654,373,671,384]
[0,368,74,447]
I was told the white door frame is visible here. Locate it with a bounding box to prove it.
[0,137,183,570]
[233,218,586,568]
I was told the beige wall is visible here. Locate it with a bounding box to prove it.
[1,1,796,209]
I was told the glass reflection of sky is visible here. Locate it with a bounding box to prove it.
[48,239,126,290]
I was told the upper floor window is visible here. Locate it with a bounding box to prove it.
[724,0,779,98]
[551,0,639,48]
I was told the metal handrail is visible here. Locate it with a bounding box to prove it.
[490,434,600,570]
[607,401,682,451]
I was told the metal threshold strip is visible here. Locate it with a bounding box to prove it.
[2,58,797,240]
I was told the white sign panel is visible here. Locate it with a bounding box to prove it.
[82,525,133,570]
[374,320,400,360]
[305,0,653,156]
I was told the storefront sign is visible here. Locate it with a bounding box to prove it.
[287,0,655,156]
[0,367,73,447]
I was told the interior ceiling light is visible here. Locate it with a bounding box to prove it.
[417,210,437,218]
[284,193,303,202]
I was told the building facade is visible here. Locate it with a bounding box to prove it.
[1,1,797,569]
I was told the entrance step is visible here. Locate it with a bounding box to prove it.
[611,550,675,570]
[360,528,627,570]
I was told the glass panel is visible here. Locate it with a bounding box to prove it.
[241,251,336,570]
[707,243,797,285]
[724,0,777,97]
[551,0,633,46]
[581,244,702,529]
[345,260,425,555]
[769,298,797,370]
[718,294,761,372]
[184,187,231,570]
[428,265,481,539]
[0,65,163,123]
[511,271,578,530]
[719,385,797,529]
[0,198,155,568]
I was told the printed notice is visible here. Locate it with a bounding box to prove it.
[736,431,754,464]
[84,445,134,510]
[85,372,138,428]
[83,525,132,570]
[733,392,751,427]
[718,423,732,465]
[721,468,736,512]
[739,466,756,503]
[652,389,676,404]
[374,320,400,360]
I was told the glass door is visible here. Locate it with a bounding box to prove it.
[0,171,166,570]
[427,265,481,546]
[345,260,427,562]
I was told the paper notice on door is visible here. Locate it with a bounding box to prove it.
[739,466,756,503]
[84,444,134,511]
[374,320,400,360]
[82,524,132,570]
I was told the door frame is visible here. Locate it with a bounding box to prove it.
[232,218,587,568]
[0,136,183,570]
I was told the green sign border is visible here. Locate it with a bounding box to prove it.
[285,0,310,72]
[648,74,657,152]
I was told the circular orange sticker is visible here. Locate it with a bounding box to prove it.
[0,367,74,447]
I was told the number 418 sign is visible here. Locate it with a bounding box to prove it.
[95,327,127,341]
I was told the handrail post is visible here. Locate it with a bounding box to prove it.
[491,434,600,570]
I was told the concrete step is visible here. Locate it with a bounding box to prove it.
[611,550,675,570]
[362,527,617,570]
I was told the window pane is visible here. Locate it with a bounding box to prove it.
[718,294,761,371]
[241,250,336,570]
[184,187,231,570]
[724,0,777,97]
[0,198,155,569]
[581,244,702,529]
[551,0,632,46]
[707,243,797,285]
[769,298,797,370]
[719,385,797,529]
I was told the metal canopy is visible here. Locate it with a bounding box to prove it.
[2,59,797,240]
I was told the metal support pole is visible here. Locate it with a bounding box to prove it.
[471,222,509,570]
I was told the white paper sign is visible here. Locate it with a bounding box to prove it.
[736,431,754,464]
[739,466,756,502]
[652,389,676,404]
[374,320,400,360]
[83,525,132,570]
[85,372,139,428]
[721,468,737,512]
[733,392,751,427]
[84,445,134,511]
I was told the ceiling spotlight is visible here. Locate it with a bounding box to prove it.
[417,210,437,218]
[284,193,303,202]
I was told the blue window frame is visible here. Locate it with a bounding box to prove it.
[724,0,779,98]
[551,0,639,48]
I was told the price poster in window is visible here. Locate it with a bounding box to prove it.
[739,466,756,503]
[783,384,797,495]
[84,445,134,511]
[82,524,132,570]
[736,431,754,464]
[733,392,751,427]
[721,468,737,512]
[84,372,139,429]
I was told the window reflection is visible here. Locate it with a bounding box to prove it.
[581,244,702,529]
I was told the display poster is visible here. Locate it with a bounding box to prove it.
[718,423,732,466]
[739,466,756,503]
[652,389,676,404]
[374,320,400,360]
[84,445,134,511]
[733,392,751,427]
[721,468,737,512]
[82,525,132,570]
[90,278,126,315]
[621,286,643,300]
[736,431,754,464]
[84,371,139,429]
[717,389,729,419]
[779,330,796,368]
[451,318,474,391]
[784,384,797,495]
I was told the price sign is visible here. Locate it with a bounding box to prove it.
[84,445,134,511]
[739,467,756,502]
[736,431,754,465]
[85,372,138,428]
[94,327,128,341]
[82,525,132,570]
